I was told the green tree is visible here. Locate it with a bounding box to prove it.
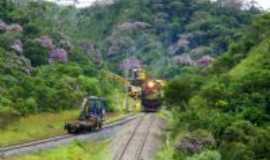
[24,40,48,66]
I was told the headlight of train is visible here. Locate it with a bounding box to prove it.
[147,81,155,89]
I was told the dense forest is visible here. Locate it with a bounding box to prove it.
[162,11,270,160]
[0,0,270,159]
[64,0,259,77]
[0,0,259,115]
[0,0,126,115]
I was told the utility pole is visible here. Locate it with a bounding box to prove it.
[124,49,131,112]
[124,67,129,112]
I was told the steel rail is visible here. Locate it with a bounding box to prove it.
[0,113,138,157]
[135,114,155,160]
[114,114,146,160]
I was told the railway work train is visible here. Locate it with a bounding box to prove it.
[129,67,163,112]
[141,79,162,112]
[64,68,162,134]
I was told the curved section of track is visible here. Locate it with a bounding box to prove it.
[0,114,139,157]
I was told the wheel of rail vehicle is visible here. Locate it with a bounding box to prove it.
[98,121,103,129]
[87,126,92,132]
[95,122,101,131]
[68,127,77,134]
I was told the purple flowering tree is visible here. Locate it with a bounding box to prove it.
[117,21,151,31]
[173,54,195,66]
[36,36,55,50]
[196,55,214,67]
[0,20,7,31]
[11,39,23,54]
[119,57,141,71]
[49,48,68,63]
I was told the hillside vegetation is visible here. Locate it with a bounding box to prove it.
[0,0,270,159]
[8,140,110,160]
[73,0,259,78]
[0,0,258,115]
[50,0,258,77]
[161,12,270,160]
[0,0,126,116]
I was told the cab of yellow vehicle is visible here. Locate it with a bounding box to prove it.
[130,67,146,86]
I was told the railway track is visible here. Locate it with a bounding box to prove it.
[0,114,139,157]
[113,113,156,160]
[135,115,155,160]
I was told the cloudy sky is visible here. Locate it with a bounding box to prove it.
[46,0,270,9]
[46,0,96,8]
[257,0,270,9]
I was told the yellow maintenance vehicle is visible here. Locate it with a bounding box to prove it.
[64,96,106,134]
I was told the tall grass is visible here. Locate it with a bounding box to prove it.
[0,110,125,147]
[0,110,79,147]
[7,140,111,160]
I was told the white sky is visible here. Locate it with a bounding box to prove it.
[46,0,96,8]
[46,0,270,9]
[257,0,270,9]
